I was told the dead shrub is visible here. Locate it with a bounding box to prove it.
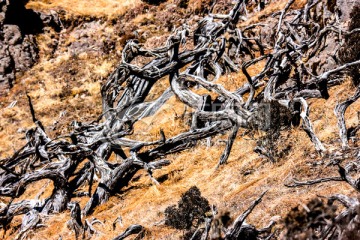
[164,186,210,231]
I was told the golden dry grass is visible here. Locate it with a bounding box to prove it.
[26,0,142,18]
[1,0,360,239]
[16,77,357,240]
[0,49,110,159]
[1,58,341,240]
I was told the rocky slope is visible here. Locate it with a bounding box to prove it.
[0,0,359,239]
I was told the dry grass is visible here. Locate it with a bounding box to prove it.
[26,77,359,239]
[26,0,142,18]
[1,0,360,239]
[0,43,111,158]
[0,58,345,240]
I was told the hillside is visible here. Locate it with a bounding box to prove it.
[0,0,360,239]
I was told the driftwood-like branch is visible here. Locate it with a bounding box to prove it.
[286,161,360,192]
[113,224,144,240]
[15,210,44,240]
[334,86,360,149]
[225,191,267,239]
[285,176,343,187]
[222,191,274,239]
[67,202,84,240]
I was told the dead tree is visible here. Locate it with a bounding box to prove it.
[1,0,360,238]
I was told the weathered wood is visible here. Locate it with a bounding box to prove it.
[1,0,359,237]
[334,86,360,149]
[286,162,360,192]
[15,210,44,240]
[113,224,143,240]
[67,202,84,240]
[225,191,274,239]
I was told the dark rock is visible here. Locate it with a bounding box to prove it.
[0,41,15,89]
[3,24,21,44]
[67,21,116,56]
[0,0,59,93]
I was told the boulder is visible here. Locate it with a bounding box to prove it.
[0,0,59,94]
